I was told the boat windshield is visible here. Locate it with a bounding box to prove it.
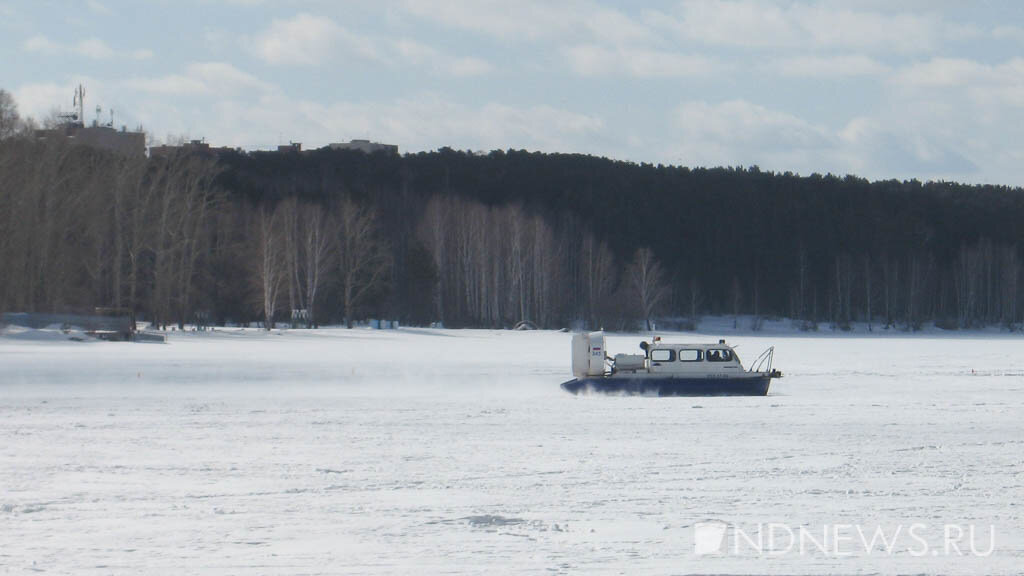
[706,348,734,362]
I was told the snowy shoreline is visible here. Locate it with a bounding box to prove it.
[6,312,1024,346]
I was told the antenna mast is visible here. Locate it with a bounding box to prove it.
[72,84,85,125]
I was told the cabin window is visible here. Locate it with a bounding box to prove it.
[650,349,674,362]
[677,349,702,362]
[706,348,733,362]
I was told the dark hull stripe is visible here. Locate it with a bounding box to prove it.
[561,375,772,396]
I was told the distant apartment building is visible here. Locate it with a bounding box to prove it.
[34,84,145,157]
[35,123,146,157]
[149,139,209,158]
[148,139,236,158]
[328,139,398,154]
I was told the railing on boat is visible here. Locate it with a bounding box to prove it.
[749,346,775,374]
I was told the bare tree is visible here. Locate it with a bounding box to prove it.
[417,196,575,329]
[253,205,285,330]
[281,197,302,318]
[629,246,669,331]
[419,195,449,324]
[172,155,222,328]
[122,155,154,315]
[731,275,743,328]
[507,204,528,324]
[530,214,558,327]
[0,139,86,312]
[796,243,809,321]
[882,254,898,328]
[905,253,925,331]
[337,195,391,327]
[688,276,703,328]
[0,89,20,140]
[579,231,616,329]
[146,152,222,328]
[863,254,873,331]
[302,202,333,327]
[832,253,852,330]
[954,243,980,329]
[999,244,1019,328]
[279,198,334,327]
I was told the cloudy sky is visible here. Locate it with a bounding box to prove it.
[4,1,1024,185]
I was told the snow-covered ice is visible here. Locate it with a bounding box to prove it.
[2,326,1023,574]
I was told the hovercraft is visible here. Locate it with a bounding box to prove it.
[561,332,782,396]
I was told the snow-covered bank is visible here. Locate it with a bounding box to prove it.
[1,327,1023,574]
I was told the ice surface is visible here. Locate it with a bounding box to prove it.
[1,326,1023,574]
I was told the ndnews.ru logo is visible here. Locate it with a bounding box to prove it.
[693,521,996,557]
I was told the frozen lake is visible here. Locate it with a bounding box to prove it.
[2,327,1023,574]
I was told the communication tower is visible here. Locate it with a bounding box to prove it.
[73,84,85,125]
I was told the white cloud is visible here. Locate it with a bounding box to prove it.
[86,0,111,14]
[674,99,829,151]
[896,57,984,88]
[400,1,722,78]
[123,61,273,97]
[667,99,836,175]
[23,34,59,54]
[837,116,876,146]
[400,0,585,41]
[251,13,492,76]
[895,57,1024,93]
[565,44,717,78]
[400,1,949,80]
[836,114,979,178]
[0,2,28,31]
[250,12,379,66]
[123,74,208,96]
[476,102,605,147]
[854,57,1024,182]
[665,97,992,181]
[448,57,492,77]
[75,38,115,59]
[993,25,1024,42]
[582,8,652,46]
[647,2,798,49]
[14,82,73,119]
[773,55,890,78]
[394,39,492,76]
[23,34,150,60]
[648,1,976,53]
[800,6,976,53]
[892,57,1024,112]
[247,13,491,76]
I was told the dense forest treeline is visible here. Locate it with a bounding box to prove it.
[216,146,1024,331]
[3,103,1024,331]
